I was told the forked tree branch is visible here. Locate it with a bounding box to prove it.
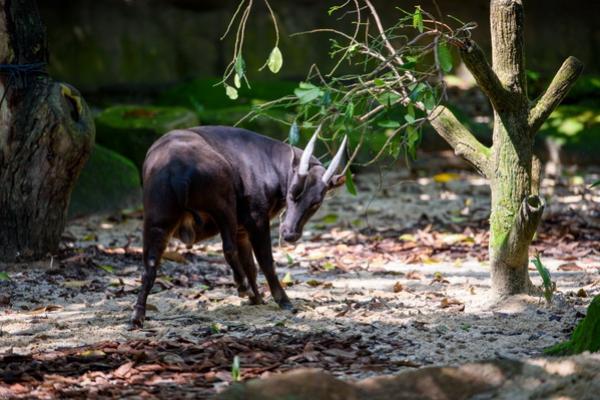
[528,56,584,135]
[428,106,491,177]
[460,40,512,111]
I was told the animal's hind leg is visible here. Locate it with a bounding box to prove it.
[213,211,250,298]
[131,218,176,329]
[237,233,264,305]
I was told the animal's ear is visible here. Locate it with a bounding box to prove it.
[327,174,346,190]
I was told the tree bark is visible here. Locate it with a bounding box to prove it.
[0,0,94,261]
[429,0,582,296]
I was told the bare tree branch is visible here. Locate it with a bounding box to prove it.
[460,40,512,111]
[428,106,491,176]
[528,56,584,135]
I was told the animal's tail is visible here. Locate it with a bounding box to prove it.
[169,174,203,227]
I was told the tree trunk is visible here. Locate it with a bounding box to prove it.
[429,0,582,296]
[0,0,94,262]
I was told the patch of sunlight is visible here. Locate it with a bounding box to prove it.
[527,359,578,377]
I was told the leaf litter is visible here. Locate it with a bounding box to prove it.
[0,163,598,398]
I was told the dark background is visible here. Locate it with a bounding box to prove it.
[39,0,599,94]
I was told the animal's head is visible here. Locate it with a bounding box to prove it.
[280,127,347,243]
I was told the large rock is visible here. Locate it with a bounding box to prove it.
[69,145,141,217]
[219,355,600,400]
[95,105,198,169]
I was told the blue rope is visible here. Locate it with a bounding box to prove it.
[0,62,48,106]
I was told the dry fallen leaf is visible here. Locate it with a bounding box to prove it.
[557,262,583,272]
[440,298,465,311]
[62,280,92,289]
[113,361,135,378]
[393,282,404,293]
[27,305,63,315]
[78,350,106,358]
[406,271,423,280]
[162,251,188,264]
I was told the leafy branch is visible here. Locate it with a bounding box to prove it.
[219,0,283,100]
[237,1,473,172]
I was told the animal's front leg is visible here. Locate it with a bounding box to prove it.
[248,222,295,311]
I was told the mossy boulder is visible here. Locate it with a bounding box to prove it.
[95,105,198,169]
[69,145,142,217]
[546,295,600,356]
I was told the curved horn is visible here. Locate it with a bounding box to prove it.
[322,135,348,183]
[298,124,321,176]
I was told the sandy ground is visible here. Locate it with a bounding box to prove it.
[0,166,599,396]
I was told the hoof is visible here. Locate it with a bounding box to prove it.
[247,295,265,306]
[237,288,251,298]
[130,309,145,330]
[278,300,297,313]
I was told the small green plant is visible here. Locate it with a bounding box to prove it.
[231,355,241,382]
[546,295,600,355]
[0,272,9,281]
[531,254,556,304]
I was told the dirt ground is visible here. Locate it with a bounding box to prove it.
[1,161,599,398]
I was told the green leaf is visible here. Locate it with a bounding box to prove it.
[532,254,555,303]
[235,55,245,79]
[321,213,339,224]
[406,126,420,159]
[378,120,401,128]
[328,4,345,15]
[282,272,294,285]
[322,261,336,271]
[377,92,400,107]
[225,84,239,100]
[288,121,300,145]
[413,7,424,33]
[345,168,357,196]
[231,355,241,381]
[405,104,416,123]
[532,255,552,288]
[591,180,600,188]
[403,55,418,70]
[423,90,437,111]
[345,101,355,120]
[374,78,386,87]
[294,82,324,104]
[0,271,9,281]
[98,265,115,274]
[409,82,427,102]
[210,322,222,334]
[285,253,294,265]
[267,46,283,74]
[437,41,453,73]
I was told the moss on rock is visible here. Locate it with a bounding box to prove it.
[95,105,198,169]
[545,295,600,356]
[69,145,142,217]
